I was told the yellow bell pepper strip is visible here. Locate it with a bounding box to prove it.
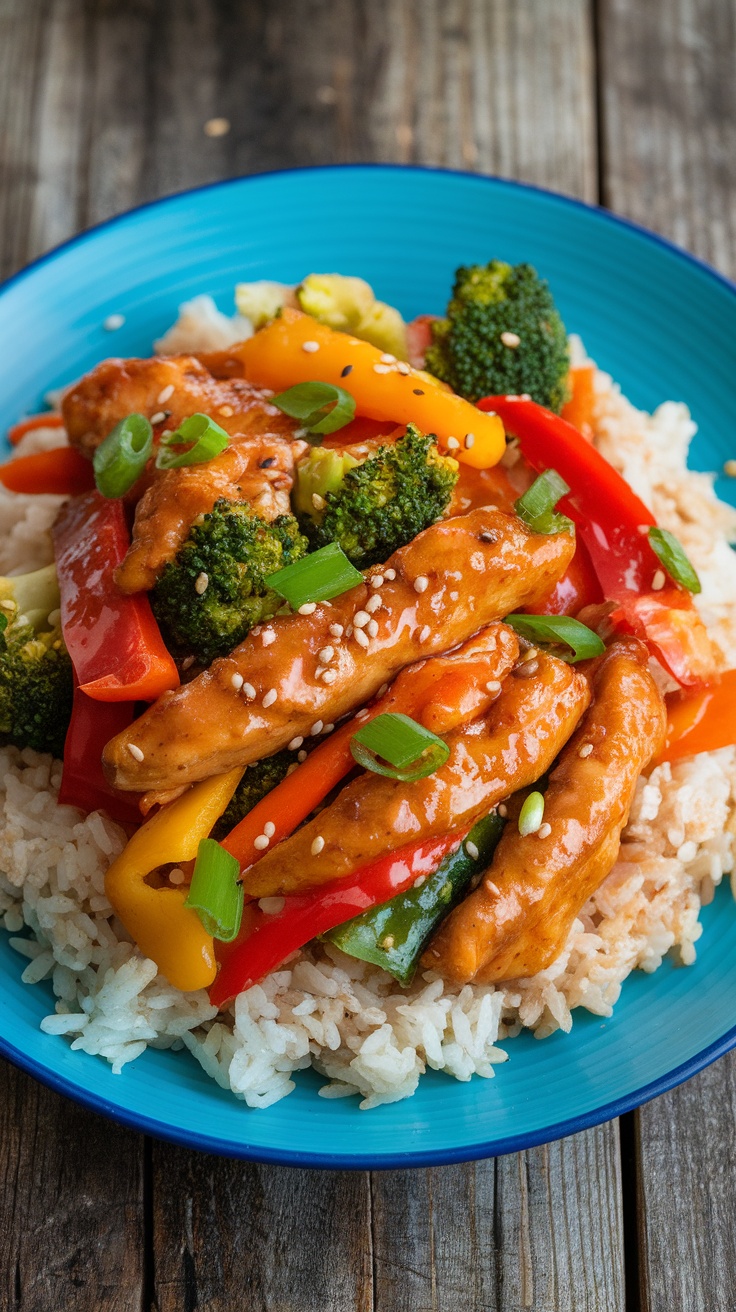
[105,767,243,992]
[237,307,506,470]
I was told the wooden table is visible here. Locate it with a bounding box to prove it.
[1,2,735,1308]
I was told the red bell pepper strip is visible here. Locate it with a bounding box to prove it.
[58,685,143,826]
[0,447,95,496]
[479,395,713,685]
[211,832,462,1007]
[532,537,602,617]
[7,413,65,447]
[658,669,736,763]
[52,491,179,702]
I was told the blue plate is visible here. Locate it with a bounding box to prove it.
[0,166,735,1167]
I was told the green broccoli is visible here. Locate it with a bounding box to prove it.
[425,261,570,411]
[293,426,458,570]
[297,274,409,359]
[0,563,73,758]
[212,749,295,840]
[151,501,309,665]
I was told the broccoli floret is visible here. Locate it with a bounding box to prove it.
[294,426,458,569]
[151,501,309,665]
[234,281,298,328]
[425,261,570,411]
[0,563,73,757]
[297,273,409,360]
[212,749,294,840]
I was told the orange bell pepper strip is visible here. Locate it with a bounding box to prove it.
[221,627,516,871]
[52,491,180,702]
[658,669,736,763]
[237,307,506,470]
[7,413,65,447]
[561,364,596,437]
[0,447,95,496]
[105,767,244,992]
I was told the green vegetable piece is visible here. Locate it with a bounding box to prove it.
[648,527,702,594]
[155,413,230,470]
[271,382,356,436]
[425,260,570,411]
[350,712,450,781]
[297,274,409,359]
[326,813,505,986]
[514,469,574,537]
[185,838,243,942]
[235,280,296,327]
[504,614,605,663]
[93,413,152,498]
[0,563,73,757]
[266,541,363,608]
[518,790,545,836]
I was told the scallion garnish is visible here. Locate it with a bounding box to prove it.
[515,469,574,535]
[185,838,243,942]
[350,712,450,781]
[155,413,230,469]
[648,527,701,594]
[93,413,153,498]
[266,541,363,607]
[504,614,606,662]
[518,791,545,836]
[271,382,356,437]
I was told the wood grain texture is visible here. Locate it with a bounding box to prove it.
[0,1060,145,1311]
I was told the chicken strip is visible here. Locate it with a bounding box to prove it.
[242,648,590,898]
[62,355,296,460]
[425,637,666,983]
[115,434,302,594]
[103,507,576,792]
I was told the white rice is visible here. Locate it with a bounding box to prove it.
[1,327,735,1109]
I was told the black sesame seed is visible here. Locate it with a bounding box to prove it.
[478,531,498,544]
[412,388,425,395]
[259,457,276,468]
[340,364,353,377]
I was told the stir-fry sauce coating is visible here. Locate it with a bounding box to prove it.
[242,648,590,898]
[425,637,666,983]
[115,435,301,594]
[102,507,576,792]
[61,355,296,460]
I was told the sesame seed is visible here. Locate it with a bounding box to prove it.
[323,723,334,733]
[537,822,552,839]
[446,436,460,450]
[384,568,396,580]
[311,720,324,735]
[355,628,370,649]
[479,531,496,543]
[194,572,209,595]
[524,659,539,674]
[380,353,397,364]
[345,624,354,636]
[397,361,411,375]
[322,669,337,684]
[412,388,425,396]
[302,340,320,353]
[464,433,475,449]
[150,411,167,425]
[329,623,344,638]
[373,363,392,374]
[341,364,353,377]
[370,574,384,588]
[103,313,125,331]
[312,492,326,511]
[243,682,256,699]
[652,569,666,590]
[311,836,325,855]
[289,736,304,750]
[501,331,521,347]
[263,821,276,838]
[262,629,276,646]
[181,655,196,671]
[299,602,317,615]
[157,384,175,405]
[286,763,298,776]
[380,935,395,950]
[258,895,285,914]
[414,874,427,888]
[231,673,244,690]
[254,834,270,851]
[169,868,185,885]
[498,803,508,818]
[353,610,370,628]
[218,404,234,418]
[377,683,389,697]
[579,742,594,758]
[465,841,479,860]
[0,599,13,610]
[127,743,144,762]
[419,624,431,642]
[486,680,501,693]
[204,116,230,137]
[262,688,278,707]
[367,619,379,638]
[413,576,429,594]
[724,459,736,477]
[315,666,326,679]
[318,646,335,663]
[366,594,382,613]
[298,750,307,762]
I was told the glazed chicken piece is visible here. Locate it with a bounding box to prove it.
[62,355,296,460]
[242,648,590,898]
[424,637,666,984]
[115,434,302,594]
[102,506,576,792]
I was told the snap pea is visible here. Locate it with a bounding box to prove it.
[326,812,505,986]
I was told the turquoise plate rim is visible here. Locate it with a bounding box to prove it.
[0,163,735,1168]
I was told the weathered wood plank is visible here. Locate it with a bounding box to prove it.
[0,1060,145,1311]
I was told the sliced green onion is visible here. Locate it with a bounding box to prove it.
[266,541,363,607]
[504,614,606,663]
[155,413,230,470]
[648,527,701,594]
[515,469,574,535]
[271,382,356,436]
[518,791,545,836]
[93,413,153,497]
[350,712,450,781]
[185,838,243,942]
